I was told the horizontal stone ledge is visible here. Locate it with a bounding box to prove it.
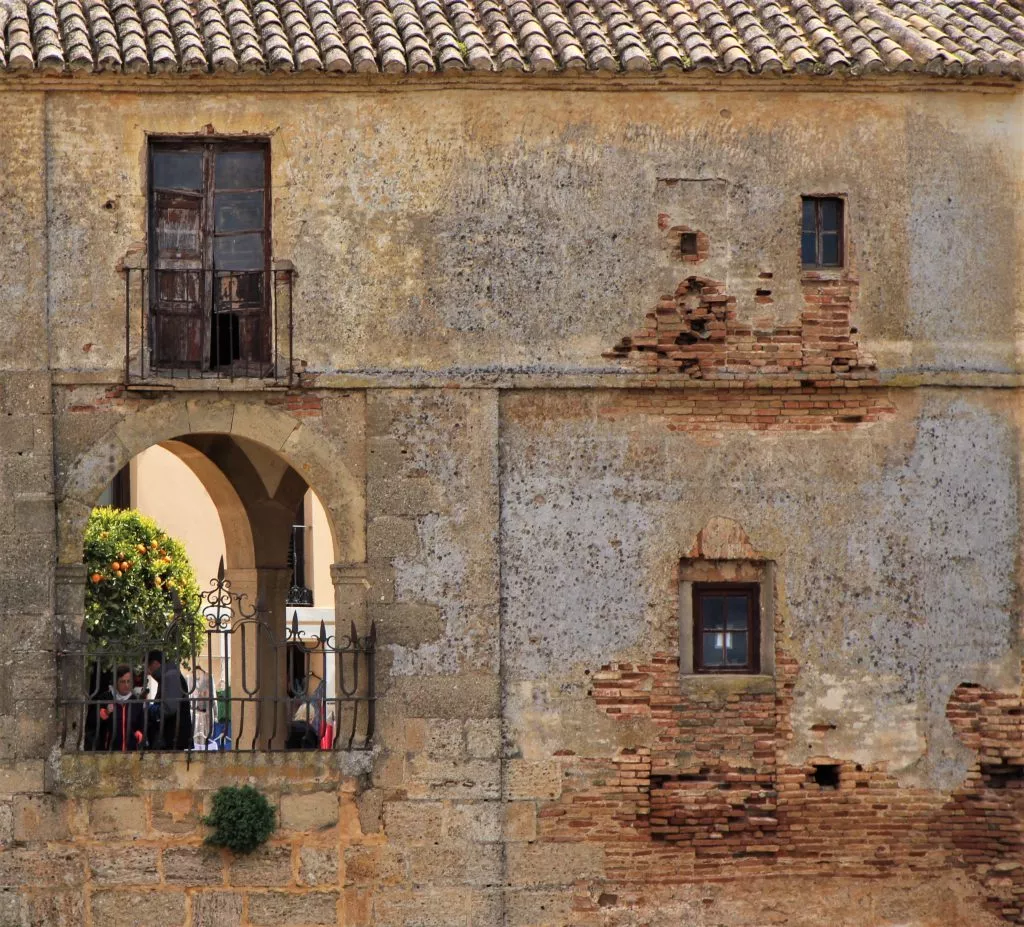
[48,370,1024,391]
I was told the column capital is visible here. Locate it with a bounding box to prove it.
[56,562,88,585]
[330,562,370,587]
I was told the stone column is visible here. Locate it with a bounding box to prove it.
[331,562,370,746]
[331,562,369,632]
[224,567,259,750]
[256,565,293,750]
[53,562,88,752]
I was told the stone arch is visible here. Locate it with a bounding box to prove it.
[55,397,366,750]
[56,397,363,567]
[159,438,257,573]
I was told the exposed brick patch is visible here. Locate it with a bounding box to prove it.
[67,385,134,414]
[266,391,323,418]
[598,387,895,431]
[945,680,1024,923]
[604,274,876,383]
[532,627,1021,920]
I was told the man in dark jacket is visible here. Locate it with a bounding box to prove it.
[147,650,194,749]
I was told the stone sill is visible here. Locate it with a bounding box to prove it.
[125,378,291,392]
[679,674,775,696]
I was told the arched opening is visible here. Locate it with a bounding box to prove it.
[64,428,372,753]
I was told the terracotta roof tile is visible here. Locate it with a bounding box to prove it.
[1,0,1022,76]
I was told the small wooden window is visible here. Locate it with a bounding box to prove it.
[148,139,271,373]
[693,584,759,674]
[679,232,698,256]
[801,196,843,268]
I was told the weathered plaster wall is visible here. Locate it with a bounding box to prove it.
[500,388,1019,787]
[0,81,1020,927]
[41,87,1022,378]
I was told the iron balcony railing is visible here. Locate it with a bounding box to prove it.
[58,561,375,754]
[122,261,296,383]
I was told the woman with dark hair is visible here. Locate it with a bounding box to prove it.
[97,664,147,752]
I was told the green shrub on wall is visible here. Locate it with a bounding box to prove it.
[203,786,277,854]
[83,507,204,655]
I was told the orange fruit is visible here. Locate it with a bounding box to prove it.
[110,561,120,570]
[90,573,102,584]
[114,570,122,578]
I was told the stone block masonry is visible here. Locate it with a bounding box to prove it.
[0,755,357,927]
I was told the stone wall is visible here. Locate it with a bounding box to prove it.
[0,78,1020,926]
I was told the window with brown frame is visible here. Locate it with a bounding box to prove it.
[692,584,760,674]
[149,139,271,373]
[801,196,844,268]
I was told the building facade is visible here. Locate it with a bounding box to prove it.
[0,0,1023,924]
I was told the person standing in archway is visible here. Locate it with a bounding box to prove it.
[146,651,194,750]
[97,664,146,752]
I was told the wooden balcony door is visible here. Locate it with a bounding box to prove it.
[149,141,270,374]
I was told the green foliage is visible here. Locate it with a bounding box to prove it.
[83,507,204,658]
[203,785,276,854]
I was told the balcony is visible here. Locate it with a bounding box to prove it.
[122,257,296,385]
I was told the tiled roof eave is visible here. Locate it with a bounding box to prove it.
[1,0,1023,79]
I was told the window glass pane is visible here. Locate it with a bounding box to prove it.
[726,596,749,630]
[703,632,725,666]
[801,198,816,232]
[820,199,841,232]
[821,232,840,266]
[153,150,203,192]
[701,596,724,630]
[801,231,818,266]
[215,192,265,233]
[214,233,264,271]
[726,631,748,666]
[215,151,265,190]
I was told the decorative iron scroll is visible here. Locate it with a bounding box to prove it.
[58,558,375,753]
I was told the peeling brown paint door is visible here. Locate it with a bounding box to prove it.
[149,142,270,374]
[151,181,206,369]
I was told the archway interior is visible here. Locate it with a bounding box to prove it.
[92,432,340,750]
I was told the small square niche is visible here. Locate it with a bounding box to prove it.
[813,763,840,789]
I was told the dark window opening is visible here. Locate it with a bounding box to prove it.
[148,139,271,375]
[111,465,131,509]
[679,232,698,256]
[693,584,759,674]
[801,196,844,268]
[286,500,313,607]
[813,763,841,789]
[96,465,132,509]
